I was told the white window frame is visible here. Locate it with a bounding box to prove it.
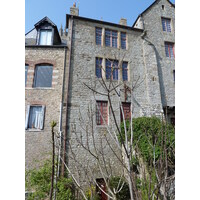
[25,105,45,130]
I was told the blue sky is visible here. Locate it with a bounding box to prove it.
[25,0,175,33]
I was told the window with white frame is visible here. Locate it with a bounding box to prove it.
[25,105,45,130]
[33,65,53,88]
[39,29,52,45]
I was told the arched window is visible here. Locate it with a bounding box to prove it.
[33,64,53,88]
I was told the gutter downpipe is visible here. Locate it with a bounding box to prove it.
[53,46,67,200]
[61,15,74,176]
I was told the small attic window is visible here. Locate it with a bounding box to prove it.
[162,5,165,10]
[39,29,52,45]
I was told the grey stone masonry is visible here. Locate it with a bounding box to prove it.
[65,14,165,184]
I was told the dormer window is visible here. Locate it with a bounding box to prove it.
[39,29,52,45]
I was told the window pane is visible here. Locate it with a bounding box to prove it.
[106,60,111,79]
[112,31,118,48]
[96,58,102,78]
[113,60,118,80]
[96,28,102,45]
[25,65,28,86]
[39,30,52,45]
[121,32,126,49]
[28,106,42,129]
[96,101,108,125]
[105,30,111,46]
[34,65,53,87]
[162,18,171,32]
[122,62,128,81]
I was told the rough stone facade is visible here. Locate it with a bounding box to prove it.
[134,0,175,123]
[25,0,175,192]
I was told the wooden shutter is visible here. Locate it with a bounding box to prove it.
[39,105,46,130]
[25,105,30,129]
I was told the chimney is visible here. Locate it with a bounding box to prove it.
[70,2,79,16]
[119,18,127,26]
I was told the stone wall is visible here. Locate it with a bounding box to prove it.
[141,0,175,107]
[66,17,164,183]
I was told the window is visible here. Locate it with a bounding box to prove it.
[96,101,108,125]
[96,28,102,45]
[25,105,45,130]
[121,103,131,122]
[122,62,128,81]
[162,18,171,32]
[105,29,118,48]
[33,65,53,88]
[173,70,175,83]
[39,29,52,45]
[96,179,107,200]
[165,42,175,58]
[96,58,102,78]
[121,32,126,49]
[106,59,118,80]
[162,5,165,10]
[25,65,28,86]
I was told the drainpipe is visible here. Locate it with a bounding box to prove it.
[61,16,74,176]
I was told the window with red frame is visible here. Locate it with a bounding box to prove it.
[121,102,131,122]
[96,101,108,125]
[165,42,175,58]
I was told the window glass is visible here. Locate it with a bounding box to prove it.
[28,106,43,129]
[96,28,102,45]
[96,101,108,125]
[162,18,171,32]
[165,42,175,58]
[122,62,128,81]
[121,32,126,49]
[96,58,102,78]
[34,65,53,87]
[106,59,118,80]
[39,30,52,45]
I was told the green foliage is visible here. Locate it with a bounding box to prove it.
[56,177,75,200]
[109,176,130,200]
[85,185,100,200]
[25,160,75,200]
[121,117,175,165]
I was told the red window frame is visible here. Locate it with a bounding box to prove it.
[165,42,175,58]
[96,101,108,125]
[121,102,131,122]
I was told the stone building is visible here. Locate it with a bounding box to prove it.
[25,16,69,169]
[25,0,175,197]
